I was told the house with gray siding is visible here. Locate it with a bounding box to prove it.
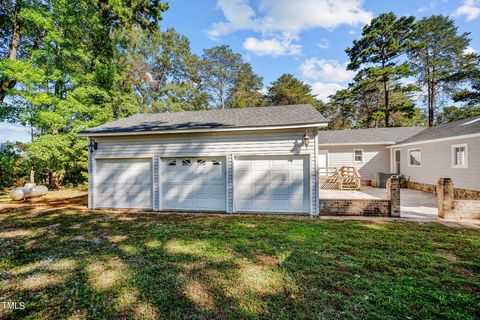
[387,116,480,193]
[78,104,328,214]
[317,127,423,183]
[318,118,480,194]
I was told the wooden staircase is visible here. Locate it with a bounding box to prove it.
[320,166,361,190]
[337,166,361,190]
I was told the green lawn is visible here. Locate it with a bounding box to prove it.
[0,203,479,319]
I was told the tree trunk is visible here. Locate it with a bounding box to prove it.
[30,166,35,184]
[0,0,21,103]
[429,79,435,127]
[383,79,390,127]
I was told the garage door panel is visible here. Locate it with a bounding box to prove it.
[235,156,308,213]
[272,186,289,197]
[254,185,270,197]
[210,170,224,181]
[162,157,226,211]
[273,199,289,210]
[237,200,253,211]
[95,159,152,209]
[236,170,252,183]
[254,199,270,211]
[209,184,225,195]
[289,199,306,212]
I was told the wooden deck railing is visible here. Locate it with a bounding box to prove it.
[319,166,361,190]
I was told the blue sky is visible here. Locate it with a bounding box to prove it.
[1,0,479,143]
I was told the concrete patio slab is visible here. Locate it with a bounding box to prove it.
[320,186,438,219]
[400,188,438,219]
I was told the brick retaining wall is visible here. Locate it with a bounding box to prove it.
[319,199,390,216]
[407,180,480,200]
[437,178,480,221]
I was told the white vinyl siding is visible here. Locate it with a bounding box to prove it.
[452,144,468,168]
[397,136,480,191]
[324,144,390,182]
[89,128,318,214]
[409,148,421,167]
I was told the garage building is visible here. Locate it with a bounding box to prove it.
[78,104,328,214]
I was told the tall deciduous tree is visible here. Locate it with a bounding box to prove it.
[407,15,470,126]
[199,45,243,109]
[265,74,323,110]
[0,0,169,187]
[346,12,416,127]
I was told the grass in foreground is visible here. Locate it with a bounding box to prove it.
[0,202,479,319]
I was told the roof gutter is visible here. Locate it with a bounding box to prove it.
[318,141,396,146]
[77,122,328,137]
[386,132,480,148]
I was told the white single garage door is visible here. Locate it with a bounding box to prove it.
[162,157,226,211]
[235,156,309,213]
[95,158,152,209]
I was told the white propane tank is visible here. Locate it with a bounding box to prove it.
[9,183,48,201]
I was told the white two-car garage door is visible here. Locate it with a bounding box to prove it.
[235,156,309,213]
[162,157,226,211]
[95,158,152,209]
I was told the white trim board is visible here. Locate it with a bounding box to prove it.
[387,133,480,148]
[318,142,395,146]
[78,123,328,137]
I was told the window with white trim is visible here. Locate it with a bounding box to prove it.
[167,160,176,166]
[452,144,468,168]
[353,149,363,163]
[182,159,191,166]
[409,149,421,166]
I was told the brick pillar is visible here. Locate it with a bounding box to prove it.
[437,178,454,219]
[387,176,400,217]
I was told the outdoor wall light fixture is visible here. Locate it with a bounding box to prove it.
[88,139,98,153]
[302,131,310,148]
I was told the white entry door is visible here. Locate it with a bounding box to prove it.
[318,150,328,176]
[95,158,152,209]
[235,156,309,213]
[394,149,401,174]
[162,157,226,211]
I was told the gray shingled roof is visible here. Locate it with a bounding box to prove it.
[395,116,480,145]
[318,127,424,145]
[79,104,328,135]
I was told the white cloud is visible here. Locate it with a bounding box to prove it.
[255,0,373,33]
[208,0,373,55]
[207,0,259,40]
[417,1,436,13]
[454,0,480,21]
[243,36,302,56]
[300,58,355,83]
[310,82,345,102]
[317,39,330,49]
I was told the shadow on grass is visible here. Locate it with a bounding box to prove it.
[0,205,479,319]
